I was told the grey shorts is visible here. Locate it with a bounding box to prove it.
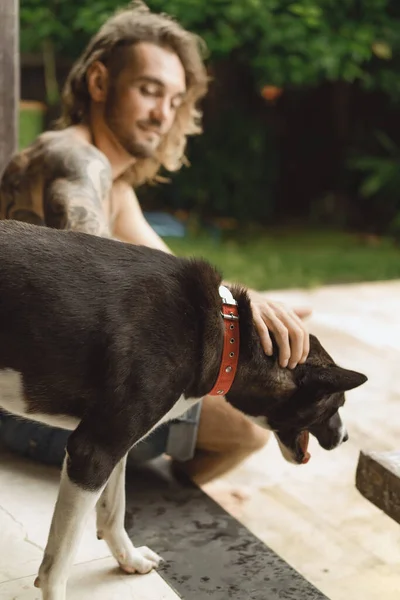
[0,401,202,467]
[128,401,202,463]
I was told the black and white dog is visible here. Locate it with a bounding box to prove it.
[0,221,367,599]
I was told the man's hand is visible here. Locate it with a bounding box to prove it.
[248,290,312,369]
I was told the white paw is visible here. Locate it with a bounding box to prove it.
[119,545,164,574]
[100,528,163,574]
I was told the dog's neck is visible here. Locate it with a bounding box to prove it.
[184,278,260,399]
[208,285,240,397]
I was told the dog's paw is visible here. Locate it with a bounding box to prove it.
[34,576,66,600]
[118,545,164,575]
[101,528,163,574]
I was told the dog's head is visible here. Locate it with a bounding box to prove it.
[227,329,367,465]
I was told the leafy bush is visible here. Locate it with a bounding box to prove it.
[19,0,400,226]
[20,0,400,97]
[154,104,280,222]
[348,131,400,235]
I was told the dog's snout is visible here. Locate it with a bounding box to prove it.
[342,430,349,443]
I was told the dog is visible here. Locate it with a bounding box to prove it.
[0,220,367,599]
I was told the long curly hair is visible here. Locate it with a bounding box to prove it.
[56,1,209,186]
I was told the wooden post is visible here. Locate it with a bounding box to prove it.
[0,0,19,179]
[356,450,400,524]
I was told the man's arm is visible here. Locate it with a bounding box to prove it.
[43,138,112,237]
[112,180,172,253]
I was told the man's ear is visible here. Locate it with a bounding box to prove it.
[301,366,367,394]
[87,61,109,103]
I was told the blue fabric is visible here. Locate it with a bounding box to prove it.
[144,211,186,238]
[0,411,69,466]
[0,410,170,467]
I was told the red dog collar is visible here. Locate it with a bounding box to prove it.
[209,286,240,396]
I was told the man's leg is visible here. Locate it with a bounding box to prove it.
[173,395,270,485]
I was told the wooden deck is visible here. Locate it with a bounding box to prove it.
[0,448,325,599]
[203,281,400,600]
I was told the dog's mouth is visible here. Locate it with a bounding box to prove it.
[275,429,311,465]
[298,430,311,464]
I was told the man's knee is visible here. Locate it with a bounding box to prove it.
[232,418,270,454]
[196,395,270,454]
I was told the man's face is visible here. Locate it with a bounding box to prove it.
[104,42,187,159]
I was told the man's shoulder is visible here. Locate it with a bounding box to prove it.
[39,129,111,175]
[2,129,111,181]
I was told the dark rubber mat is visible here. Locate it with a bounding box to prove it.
[125,459,329,600]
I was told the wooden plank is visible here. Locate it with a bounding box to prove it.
[356,450,400,524]
[0,0,19,179]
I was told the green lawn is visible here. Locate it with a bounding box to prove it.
[166,229,400,290]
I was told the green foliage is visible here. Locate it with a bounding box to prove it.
[19,105,46,150]
[348,131,400,235]
[350,137,399,199]
[157,106,279,222]
[20,0,116,56]
[20,0,400,98]
[19,0,400,229]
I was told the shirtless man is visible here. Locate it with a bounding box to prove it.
[0,2,310,484]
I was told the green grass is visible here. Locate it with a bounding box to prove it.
[19,106,46,150]
[165,229,400,290]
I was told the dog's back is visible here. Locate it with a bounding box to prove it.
[0,221,222,423]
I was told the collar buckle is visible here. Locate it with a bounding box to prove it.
[220,310,239,321]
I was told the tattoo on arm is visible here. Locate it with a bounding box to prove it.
[44,178,111,237]
[0,153,45,224]
[43,142,113,238]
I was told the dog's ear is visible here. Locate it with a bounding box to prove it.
[301,366,367,394]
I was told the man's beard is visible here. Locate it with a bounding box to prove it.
[105,115,155,159]
[104,91,160,159]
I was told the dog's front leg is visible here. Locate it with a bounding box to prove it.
[96,454,163,574]
[35,458,105,600]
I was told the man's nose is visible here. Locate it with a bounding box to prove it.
[152,98,172,127]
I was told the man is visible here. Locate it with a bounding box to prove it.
[0,2,310,484]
